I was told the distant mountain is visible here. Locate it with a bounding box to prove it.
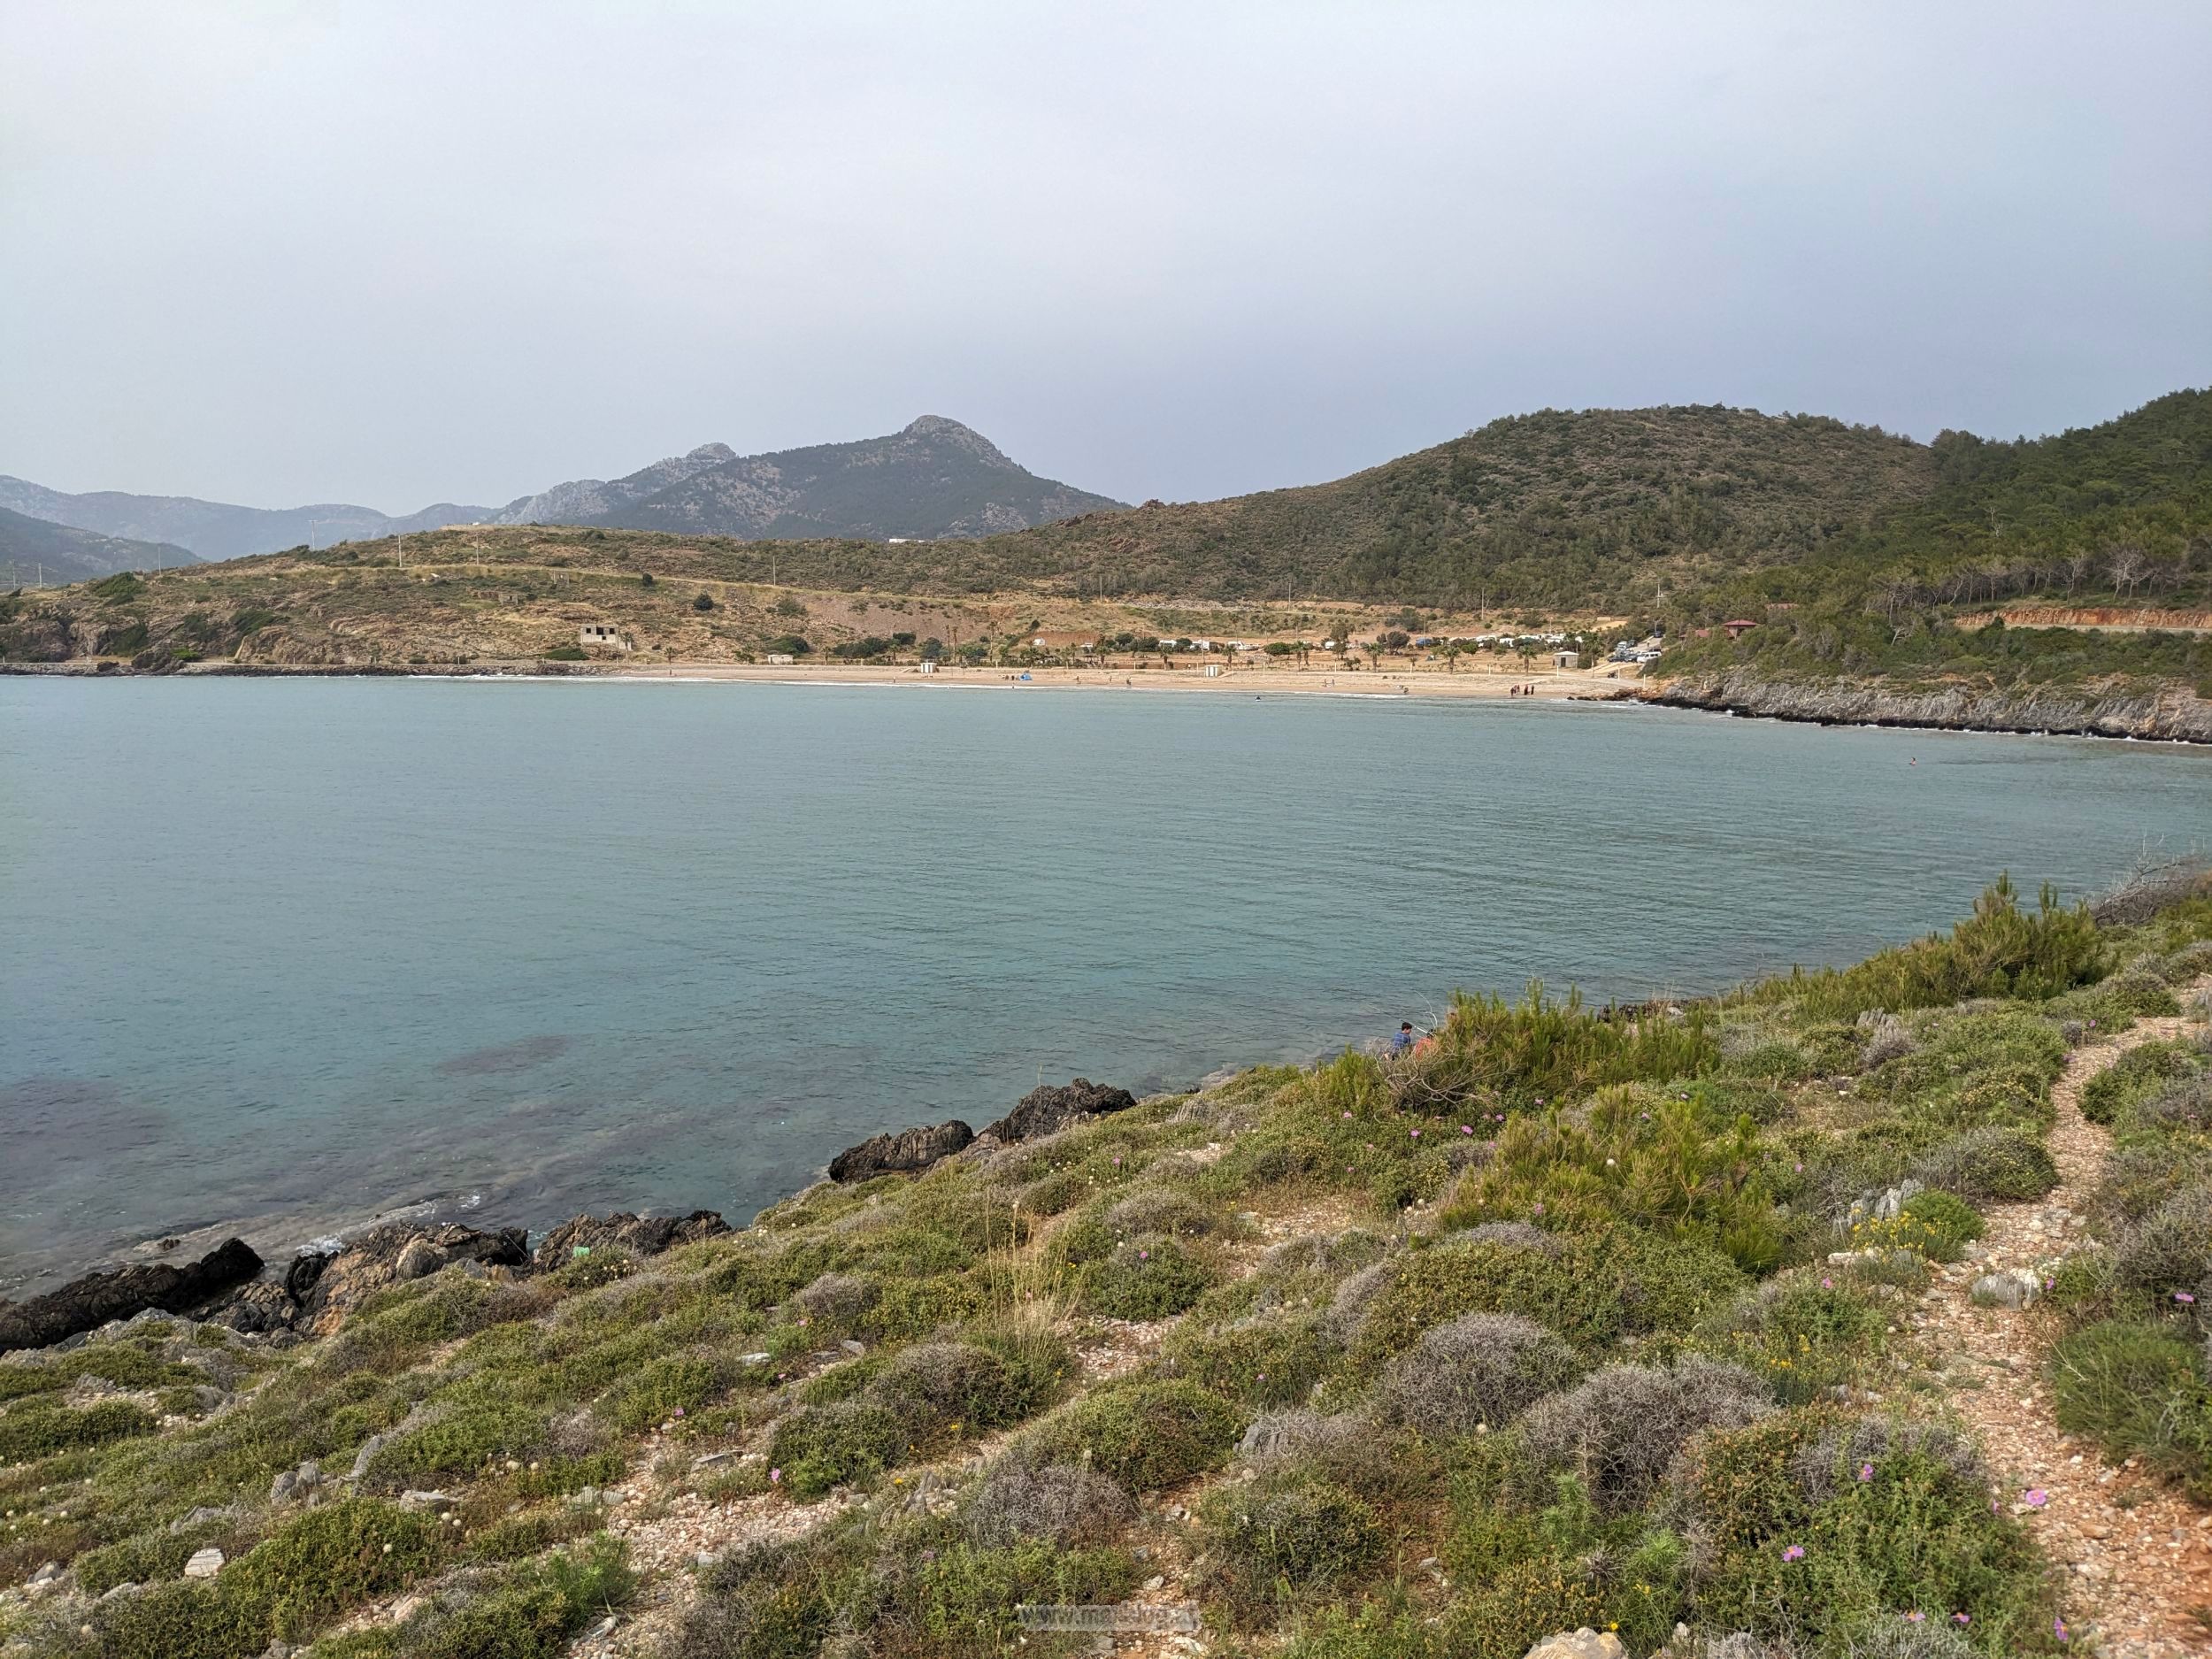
[495,442,737,526]
[0,476,494,564]
[0,504,196,585]
[495,418,1125,540]
[0,416,1120,564]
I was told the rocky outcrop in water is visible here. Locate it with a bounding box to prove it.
[984,1079,1138,1144]
[1648,671,2212,743]
[0,1238,262,1353]
[531,1210,731,1271]
[828,1120,974,1182]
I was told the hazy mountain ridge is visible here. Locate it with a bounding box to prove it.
[0,505,196,584]
[1,416,1120,562]
[508,417,1125,541]
[0,476,494,565]
[493,442,737,526]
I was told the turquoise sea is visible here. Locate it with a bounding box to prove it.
[4,677,2208,1291]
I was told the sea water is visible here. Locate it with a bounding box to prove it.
[4,676,2208,1289]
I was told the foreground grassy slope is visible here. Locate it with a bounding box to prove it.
[4,874,2210,1659]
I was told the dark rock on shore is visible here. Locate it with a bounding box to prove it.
[0,1238,262,1353]
[532,1210,731,1272]
[985,1079,1137,1144]
[288,1222,528,1335]
[828,1120,974,1182]
[1647,671,2212,743]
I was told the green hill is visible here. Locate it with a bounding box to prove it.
[0,505,197,586]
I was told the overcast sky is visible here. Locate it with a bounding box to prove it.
[4,3,2207,512]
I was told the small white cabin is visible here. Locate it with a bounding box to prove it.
[578,624,630,652]
[764,652,795,666]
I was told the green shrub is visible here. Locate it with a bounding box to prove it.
[92,1498,444,1659]
[541,1532,638,1624]
[1764,876,2104,1019]
[0,1396,157,1462]
[880,1537,1139,1655]
[1679,1410,2050,1652]
[603,1351,725,1431]
[767,1401,906,1497]
[2050,1321,2212,1497]
[1393,983,1720,1112]
[864,1340,1041,1434]
[1346,1240,1620,1367]
[463,1502,600,1563]
[371,1400,548,1479]
[1078,1234,1215,1320]
[1691,1274,1887,1404]
[406,1578,571,1659]
[1199,1471,1384,1620]
[1161,1307,1336,1408]
[861,1272,984,1339]
[1909,1127,2059,1202]
[1726,1040,1816,1080]
[1868,1010,2069,1133]
[1281,1595,1440,1659]
[1021,1379,1241,1491]
[2081,1041,2196,1125]
[1440,1092,1782,1271]
[1897,1189,1985,1260]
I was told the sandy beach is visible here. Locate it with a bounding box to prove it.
[595,658,1646,700]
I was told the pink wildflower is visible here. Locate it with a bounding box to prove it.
[1858,1463,1873,1482]
[1781,1545,1805,1563]
[2177,1291,2197,1304]
[769,1468,782,1485]
[1821,1277,1833,1289]
[1410,1128,1421,1138]
[1462,1125,1474,1135]
[1532,1202,1545,1215]
[2024,1488,2047,1508]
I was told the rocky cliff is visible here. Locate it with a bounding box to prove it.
[1648,669,2212,743]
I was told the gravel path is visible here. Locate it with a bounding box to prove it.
[1910,991,2212,1658]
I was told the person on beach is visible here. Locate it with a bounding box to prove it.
[1391,1021,1415,1055]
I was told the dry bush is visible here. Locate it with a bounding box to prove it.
[964,1453,1136,1547]
[1446,1220,1565,1257]
[2113,1186,2212,1298]
[2089,855,2212,927]
[1521,1355,1772,1512]
[1788,1415,1987,1504]
[1233,1408,1364,1466]
[1256,1229,1389,1282]
[1835,1621,1976,1658]
[1104,1187,1230,1239]
[791,1271,877,1330]
[1372,1312,1582,1435]
[1855,1010,1916,1070]
[2141,1075,2212,1132]
[1318,1261,1397,1343]
[1908,1126,2059,1202]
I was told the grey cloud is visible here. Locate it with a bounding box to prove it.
[1,2,2205,513]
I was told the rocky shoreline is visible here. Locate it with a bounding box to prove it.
[1646,669,2212,743]
[0,1082,1136,1357]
